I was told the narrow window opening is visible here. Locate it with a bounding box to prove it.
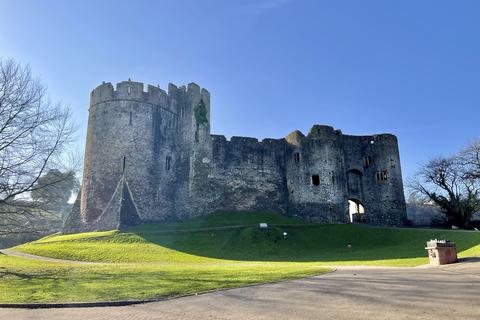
[122,156,126,173]
[194,129,199,142]
[165,156,171,171]
[129,111,132,125]
[376,171,388,181]
[311,174,320,186]
[294,152,300,163]
[364,156,373,167]
[390,158,395,168]
[127,86,132,95]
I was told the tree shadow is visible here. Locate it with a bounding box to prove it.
[126,224,480,263]
[0,268,34,279]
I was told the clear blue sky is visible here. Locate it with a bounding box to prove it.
[1,0,479,180]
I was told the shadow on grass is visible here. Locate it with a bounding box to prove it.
[127,223,480,263]
[457,257,480,264]
[0,269,35,279]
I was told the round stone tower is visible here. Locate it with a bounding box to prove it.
[79,80,179,230]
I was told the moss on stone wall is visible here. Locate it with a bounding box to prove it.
[194,100,208,125]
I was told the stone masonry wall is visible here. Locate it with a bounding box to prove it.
[80,81,179,229]
[202,135,288,214]
[70,80,407,232]
[285,126,349,223]
[343,134,407,225]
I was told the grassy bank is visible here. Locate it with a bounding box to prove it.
[14,212,480,266]
[2,212,480,303]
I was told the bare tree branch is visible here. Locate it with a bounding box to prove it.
[0,58,77,235]
[407,151,480,228]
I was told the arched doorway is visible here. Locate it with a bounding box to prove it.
[348,198,365,223]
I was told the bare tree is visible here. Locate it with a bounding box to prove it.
[460,139,480,180]
[408,156,480,228]
[0,58,76,235]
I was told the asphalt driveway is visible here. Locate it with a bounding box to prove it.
[2,259,479,320]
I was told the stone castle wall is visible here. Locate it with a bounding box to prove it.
[342,134,406,225]
[285,126,349,223]
[203,135,288,214]
[66,80,407,233]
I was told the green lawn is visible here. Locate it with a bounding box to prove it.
[0,254,326,303]
[2,212,480,304]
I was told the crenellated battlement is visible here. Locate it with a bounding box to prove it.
[211,127,398,151]
[210,134,286,167]
[211,134,286,153]
[90,80,209,111]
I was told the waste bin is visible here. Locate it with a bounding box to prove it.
[425,239,457,265]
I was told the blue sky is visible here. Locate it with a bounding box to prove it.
[0,0,479,180]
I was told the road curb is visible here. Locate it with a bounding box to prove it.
[0,299,159,309]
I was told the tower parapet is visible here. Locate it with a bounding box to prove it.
[90,80,213,115]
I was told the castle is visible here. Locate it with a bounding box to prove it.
[64,80,407,233]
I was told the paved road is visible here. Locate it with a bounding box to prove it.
[1,259,479,320]
[0,249,101,265]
